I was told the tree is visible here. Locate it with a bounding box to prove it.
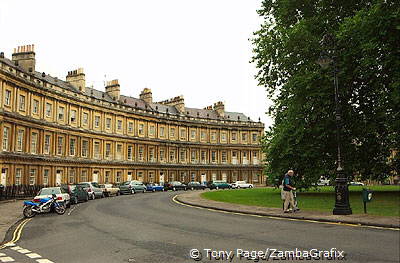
[252,0,400,186]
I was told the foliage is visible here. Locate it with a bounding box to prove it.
[252,0,400,186]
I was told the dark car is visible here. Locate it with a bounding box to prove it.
[145,183,165,192]
[207,180,231,190]
[164,181,187,191]
[187,182,206,190]
[62,184,89,204]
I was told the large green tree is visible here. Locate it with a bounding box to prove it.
[252,0,400,186]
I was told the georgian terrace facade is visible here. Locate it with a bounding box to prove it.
[0,45,265,187]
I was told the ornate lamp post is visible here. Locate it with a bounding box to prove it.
[317,34,352,215]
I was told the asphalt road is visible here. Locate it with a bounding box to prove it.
[2,191,399,263]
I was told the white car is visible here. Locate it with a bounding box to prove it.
[34,187,71,208]
[231,181,254,189]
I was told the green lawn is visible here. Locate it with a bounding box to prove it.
[201,185,400,217]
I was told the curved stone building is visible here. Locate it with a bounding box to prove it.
[0,45,264,186]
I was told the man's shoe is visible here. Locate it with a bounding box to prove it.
[284,210,292,213]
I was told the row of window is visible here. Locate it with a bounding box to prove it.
[2,126,261,165]
[2,87,261,145]
[4,167,260,186]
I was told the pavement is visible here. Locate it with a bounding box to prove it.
[175,190,400,229]
[0,200,23,244]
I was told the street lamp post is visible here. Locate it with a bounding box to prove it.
[317,34,352,215]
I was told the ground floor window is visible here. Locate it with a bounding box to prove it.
[116,171,122,184]
[15,168,22,185]
[43,169,50,186]
[81,170,88,182]
[68,169,75,184]
[29,169,36,185]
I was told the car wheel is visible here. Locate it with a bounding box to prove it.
[131,189,135,194]
[216,186,219,190]
[152,189,155,192]
[143,189,145,193]
[92,194,96,200]
[66,201,71,208]
[101,193,105,198]
[85,194,89,202]
[74,197,78,204]
[117,191,120,196]
[249,185,253,188]
[173,187,176,191]
[191,187,194,191]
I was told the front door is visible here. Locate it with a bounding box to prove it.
[56,170,62,186]
[159,172,164,184]
[1,168,7,186]
[92,171,99,183]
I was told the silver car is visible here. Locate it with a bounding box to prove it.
[78,182,104,199]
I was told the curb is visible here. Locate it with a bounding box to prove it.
[0,216,24,246]
[175,195,400,230]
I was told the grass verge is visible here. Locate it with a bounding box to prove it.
[201,185,400,217]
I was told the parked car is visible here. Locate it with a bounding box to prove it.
[61,184,89,204]
[350,181,365,186]
[78,182,104,199]
[99,184,120,197]
[145,183,165,192]
[119,181,146,194]
[34,187,71,208]
[316,176,330,186]
[164,181,187,191]
[187,182,206,190]
[207,181,231,190]
[231,181,254,189]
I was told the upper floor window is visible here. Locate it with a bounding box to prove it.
[105,143,112,158]
[222,151,227,163]
[57,136,64,155]
[30,132,38,154]
[160,127,165,137]
[45,103,52,117]
[169,150,176,162]
[149,125,155,136]
[69,138,76,156]
[242,133,247,142]
[70,110,77,123]
[58,106,64,121]
[32,99,39,114]
[44,134,51,154]
[191,130,196,140]
[106,118,112,129]
[2,127,9,151]
[232,132,237,142]
[170,127,175,138]
[127,145,133,161]
[191,151,197,163]
[252,133,258,143]
[94,141,101,159]
[94,116,100,128]
[4,90,11,106]
[117,120,123,131]
[201,151,206,162]
[138,123,144,135]
[19,95,26,111]
[138,146,144,161]
[211,151,217,163]
[201,131,206,141]
[128,122,134,133]
[221,132,227,142]
[180,128,186,139]
[159,148,165,162]
[149,148,155,162]
[211,132,216,141]
[82,140,89,157]
[179,149,186,162]
[82,112,89,125]
[16,129,24,152]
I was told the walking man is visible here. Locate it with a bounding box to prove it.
[283,170,299,213]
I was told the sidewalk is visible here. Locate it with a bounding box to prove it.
[0,200,24,244]
[176,191,400,229]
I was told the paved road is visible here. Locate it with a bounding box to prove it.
[1,192,399,262]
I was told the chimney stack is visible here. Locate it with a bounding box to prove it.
[213,101,225,117]
[105,79,120,101]
[140,88,153,104]
[12,44,36,73]
[66,68,86,92]
[159,96,185,113]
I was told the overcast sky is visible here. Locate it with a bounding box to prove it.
[0,0,272,128]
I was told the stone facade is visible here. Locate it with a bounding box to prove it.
[0,45,265,187]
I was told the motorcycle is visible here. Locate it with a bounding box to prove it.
[23,194,66,218]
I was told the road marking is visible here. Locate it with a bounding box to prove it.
[17,249,31,254]
[36,259,54,263]
[172,195,399,231]
[10,247,22,251]
[26,253,41,259]
[0,257,14,262]
[0,254,5,257]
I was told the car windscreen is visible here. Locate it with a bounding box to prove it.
[122,181,131,185]
[91,182,100,188]
[39,188,61,195]
[78,183,90,188]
